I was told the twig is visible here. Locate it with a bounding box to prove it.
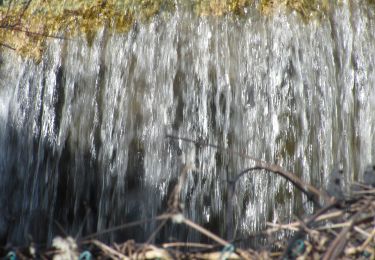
[0,42,16,50]
[359,228,375,251]
[276,210,344,234]
[16,0,32,26]
[351,189,375,195]
[167,163,195,213]
[133,245,173,260]
[266,222,299,232]
[135,218,170,258]
[296,216,319,237]
[81,214,171,240]
[351,182,375,190]
[323,203,371,260]
[162,242,214,249]
[194,251,241,259]
[90,239,129,260]
[312,210,344,221]
[303,200,341,225]
[316,222,351,230]
[1,26,68,40]
[181,217,231,247]
[323,222,353,260]
[266,210,343,232]
[115,240,136,256]
[146,219,168,244]
[353,226,372,238]
[3,0,13,24]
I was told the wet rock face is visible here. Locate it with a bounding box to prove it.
[328,166,375,201]
[364,165,375,187]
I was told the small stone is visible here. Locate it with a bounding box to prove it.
[52,236,78,260]
[327,168,345,201]
[172,213,184,224]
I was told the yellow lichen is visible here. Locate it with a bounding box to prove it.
[260,0,330,20]
[0,0,138,59]
[0,0,364,60]
[194,0,252,16]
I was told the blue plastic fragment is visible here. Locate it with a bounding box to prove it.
[220,244,235,260]
[79,251,92,260]
[292,239,305,257]
[362,250,371,258]
[6,251,16,260]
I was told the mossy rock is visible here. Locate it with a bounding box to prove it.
[0,0,369,59]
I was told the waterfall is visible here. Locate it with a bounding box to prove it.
[0,1,375,246]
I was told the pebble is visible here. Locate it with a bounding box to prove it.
[327,168,345,201]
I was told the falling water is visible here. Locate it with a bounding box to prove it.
[0,1,375,246]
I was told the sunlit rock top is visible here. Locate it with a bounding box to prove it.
[0,0,372,59]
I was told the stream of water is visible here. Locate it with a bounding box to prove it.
[0,1,375,246]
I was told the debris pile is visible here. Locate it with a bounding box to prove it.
[1,136,374,259]
[268,181,375,259]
